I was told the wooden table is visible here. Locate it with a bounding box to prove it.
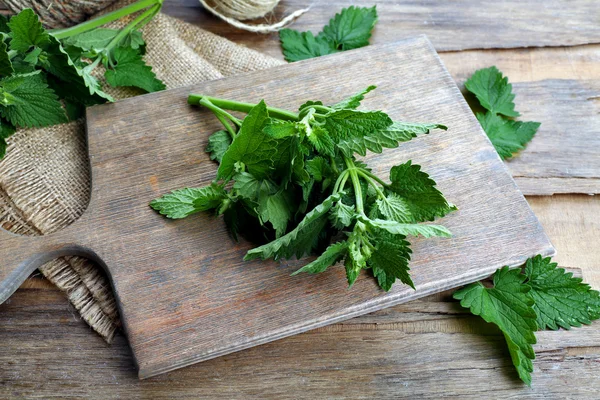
[1,1,599,398]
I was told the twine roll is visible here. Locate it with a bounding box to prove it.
[3,0,117,28]
[199,0,310,33]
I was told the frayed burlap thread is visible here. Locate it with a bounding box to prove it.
[0,1,284,342]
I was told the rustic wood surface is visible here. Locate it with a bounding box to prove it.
[163,0,600,55]
[160,1,600,195]
[1,1,599,398]
[0,37,554,379]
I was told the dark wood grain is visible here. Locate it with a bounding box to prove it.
[3,278,600,399]
[162,0,600,57]
[0,37,554,378]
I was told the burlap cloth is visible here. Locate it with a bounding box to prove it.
[0,0,284,342]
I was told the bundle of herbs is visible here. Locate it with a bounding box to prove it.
[151,87,455,291]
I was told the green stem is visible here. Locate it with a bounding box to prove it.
[361,169,389,187]
[356,169,386,200]
[332,170,349,194]
[103,3,160,54]
[344,157,364,214]
[50,0,162,39]
[214,113,237,140]
[329,155,339,174]
[189,94,299,121]
[199,99,242,126]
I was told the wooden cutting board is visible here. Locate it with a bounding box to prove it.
[0,36,554,379]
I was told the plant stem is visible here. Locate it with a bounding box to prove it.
[188,94,299,121]
[103,3,161,53]
[361,169,389,187]
[344,157,364,214]
[199,99,242,126]
[214,113,237,140]
[333,170,349,194]
[50,0,163,39]
[356,169,386,200]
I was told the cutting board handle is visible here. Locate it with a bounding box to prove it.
[0,222,99,304]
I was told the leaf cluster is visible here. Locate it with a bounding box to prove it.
[279,6,378,62]
[0,7,164,159]
[465,66,540,159]
[454,255,600,385]
[151,86,455,291]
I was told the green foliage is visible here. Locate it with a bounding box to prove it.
[465,66,540,159]
[279,6,378,62]
[154,86,452,291]
[0,3,164,160]
[455,255,600,385]
[149,185,226,219]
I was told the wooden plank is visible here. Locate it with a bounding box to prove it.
[163,0,600,56]
[0,37,553,378]
[2,275,599,399]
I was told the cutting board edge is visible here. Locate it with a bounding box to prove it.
[138,245,555,379]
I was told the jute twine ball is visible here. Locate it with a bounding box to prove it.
[3,0,117,28]
[199,0,310,33]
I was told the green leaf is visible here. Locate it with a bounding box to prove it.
[453,266,538,385]
[477,112,539,160]
[0,41,14,76]
[362,217,452,238]
[232,171,264,200]
[23,46,42,65]
[121,30,145,51]
[388,161,456,222]
[376,193,411,223]
[263,119,298,138]
[324,109,392,141]
[150,185,226,219]
[329,201,355,229]
[0,72,67,128]
[337,121,446,157]
[218,100,276,180]
[0,119,16,159]
[305,125,335,156]
[525,255,600,330]
[205,130,232,163]
[257,189,294,238]
[369,229,413,291]
[7,9,50,53]
[63,28,119,51]
[321,6,378,50]
[331,85,376,110]
[292,241,348,275]
[344,227,372,286]
[40,36,112,104]
[104,46,165,93]
[245,193,341,261]
[465,66,520,117]
[305,156,332,182]
[279,29,337,62]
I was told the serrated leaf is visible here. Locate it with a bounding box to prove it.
[292,241,348,275]
[263,119,298,138]
[105,46,165,93]
[0,41,13,76]
[524,255,600,330]
[465,66,520,117]
[453,266,538,385]
[388,161,456,222]
[329,201,355,229]
[7,9,50,53]
[258,189,294,238]
[245,193,341,261]
[477,112,539,160]
[324,109,392,141]
[150,185,226,219]
[362,217,452,238]
[321,6,378,50]
[63,28,119,51]
[331,85,376,110]
[376,193,411,223]
[306,125,335,156]
[369,229,413,291]
[305,156,332,182]
[205,130,232,163]
[40,35,112,103]
[298,100,323,114]
[0,72,67,128]
[218,100,276,181]
[279,29,338,62]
